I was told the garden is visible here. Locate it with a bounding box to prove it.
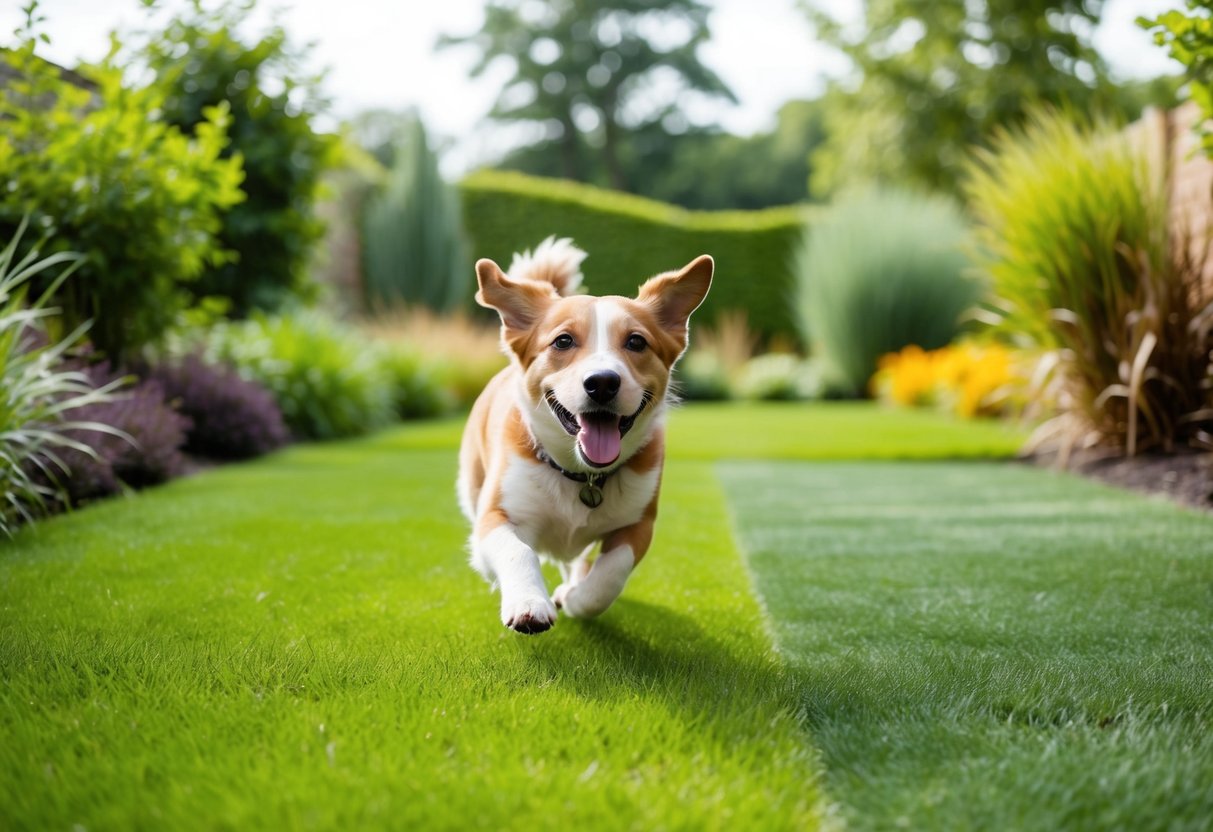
[3,0,1213,829]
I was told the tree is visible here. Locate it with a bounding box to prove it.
[804,0,1139,196]
[139,0,337,315]
[440,0,735,192]
[361,113,470,313]
[496,97,826,209]
[639,99,828,209]
[1142,1,1213,156]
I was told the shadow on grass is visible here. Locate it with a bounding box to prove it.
[518,597,805,743]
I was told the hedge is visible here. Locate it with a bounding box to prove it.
[458,170,812,344]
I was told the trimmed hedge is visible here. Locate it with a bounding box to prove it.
[459,170,811,344]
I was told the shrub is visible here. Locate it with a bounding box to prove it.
[362,114,470,312]
[0,16,244,360]
[0,222,125,535]
[192,310,395,440]
[872,342,1023,419]
[793,187,980,396]
[361,309,505,410]
[139,0,336,314]
[459,170,810,344]
[375,349,448,419]
[48,364,192,505]
[965,110,1213,454]
[674,351,733,401]
[140,355,288,459]
[733,354,822,401]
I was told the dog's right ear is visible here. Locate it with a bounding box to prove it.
[475,259,553,331]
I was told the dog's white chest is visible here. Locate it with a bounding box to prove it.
[499,455,659,561]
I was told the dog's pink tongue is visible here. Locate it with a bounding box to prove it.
[578,416,622,465]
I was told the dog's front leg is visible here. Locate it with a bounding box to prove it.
[476,523,557,634]
[553,520,652,618]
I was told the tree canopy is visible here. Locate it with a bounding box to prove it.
[804,0,1142,196]
[440,0,735,192]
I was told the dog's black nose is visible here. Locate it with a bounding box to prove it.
[583,370,621,404]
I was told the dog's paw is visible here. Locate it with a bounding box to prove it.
[501,595,557,635]
[551,582,575,610]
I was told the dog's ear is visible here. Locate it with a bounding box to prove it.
[475,258,553,331]
[637,255,713,344]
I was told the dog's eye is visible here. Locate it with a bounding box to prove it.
[552,333,576,351]
[625,333,648,352]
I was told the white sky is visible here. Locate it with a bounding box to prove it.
[2,0,1183,174]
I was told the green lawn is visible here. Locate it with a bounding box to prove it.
[3,403,1210,830]
[722,460,1213,830]
[1,422,825,829]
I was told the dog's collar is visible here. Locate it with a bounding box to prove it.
[535,447,615,509]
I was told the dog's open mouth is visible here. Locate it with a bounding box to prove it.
[545,391,652,468]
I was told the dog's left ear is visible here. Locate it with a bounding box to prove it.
[475,258,553,331]
[637,255,713,346]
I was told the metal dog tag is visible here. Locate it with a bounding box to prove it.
[579,483,604,508]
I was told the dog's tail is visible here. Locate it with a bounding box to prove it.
[506,236,587,297]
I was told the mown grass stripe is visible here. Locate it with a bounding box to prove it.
[720,459,1213,831]
[2,428,827,830]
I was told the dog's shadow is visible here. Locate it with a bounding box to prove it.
[516,597,799,731]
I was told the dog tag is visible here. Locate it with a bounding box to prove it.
[579,483,604,509]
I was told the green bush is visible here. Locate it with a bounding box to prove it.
[377,348,451,420]
[0,27,244,360]
[674,351,733,401]
[140,0,337,315]
[0,221,125,536]
[459,170,810,344]
[733,353,821,401]
[363,115,470,312]
[190,311,395,441]
[793,187,979,397]
[965,110,1213,454]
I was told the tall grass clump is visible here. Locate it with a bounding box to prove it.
[965,110,1213,455]
[794,187,980,396]
[362,114,470,312]
[0,221,124,535]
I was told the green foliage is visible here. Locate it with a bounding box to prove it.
[673,351,732,400]
[439,0,734,193]
[502,98,827,210]
[0,220,124,536]
[805,0,1136,197]
[637,99,826,210]
[964,110,1213,454]
[190,310,396,440]
[794,187,979,397]
[376,348,451,420]
[362,115,470,312]
[733,354,822,401]
[0,18,244,359]
[139,0,337,315]
[1142,1,1213,155]
[459,170,810,344]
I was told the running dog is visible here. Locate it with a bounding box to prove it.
[457,238,712,634]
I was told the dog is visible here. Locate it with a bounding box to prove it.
[458,237,712,634]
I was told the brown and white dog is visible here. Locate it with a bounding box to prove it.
[457,238,712,634]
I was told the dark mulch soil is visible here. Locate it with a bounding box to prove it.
[1026,447,1213,513]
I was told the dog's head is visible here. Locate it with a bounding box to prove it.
[475,255,712,471]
